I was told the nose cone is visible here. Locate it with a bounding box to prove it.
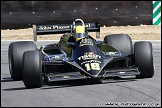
[72,38,104,76]
[76,51,103,76]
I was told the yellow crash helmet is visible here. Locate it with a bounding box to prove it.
[75,25,85,42]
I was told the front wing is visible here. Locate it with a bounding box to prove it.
[42,60,140,82]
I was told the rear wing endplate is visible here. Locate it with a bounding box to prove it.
[33,22,100,41]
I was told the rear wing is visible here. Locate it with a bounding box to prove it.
[33,22,100,41]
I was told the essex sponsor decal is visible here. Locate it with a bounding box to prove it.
[78,52,101,71]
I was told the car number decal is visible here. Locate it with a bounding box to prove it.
[85,63,100,71]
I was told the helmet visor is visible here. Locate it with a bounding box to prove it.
[75,33,85,38]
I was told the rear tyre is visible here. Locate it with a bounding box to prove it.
[8,41,37,81]
[134,41,154,78]
[104,34,133,66]
[23,51,42,88]
[104,34,133,55]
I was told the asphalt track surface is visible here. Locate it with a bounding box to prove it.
[1,40,161,107]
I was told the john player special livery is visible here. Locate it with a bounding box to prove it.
[8,19,154,88]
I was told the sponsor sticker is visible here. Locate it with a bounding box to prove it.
[79,38,93,47]
[78,52,101,60]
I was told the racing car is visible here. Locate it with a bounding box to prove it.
[8,18,154,88]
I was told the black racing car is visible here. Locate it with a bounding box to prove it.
[8,19,154,88]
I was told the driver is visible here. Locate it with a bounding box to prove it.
[74,25,86,42]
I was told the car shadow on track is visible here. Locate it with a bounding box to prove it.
[1,77,14,82]
[3,87,27,91]
[2,76,139,91]
[2,77,27,91]
[41,76,138,90]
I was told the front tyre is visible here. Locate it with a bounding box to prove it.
[134,41,154,78]
[23,51,42,88]
[8,41,37,81]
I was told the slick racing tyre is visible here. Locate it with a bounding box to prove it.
[104,34,133,66]
[23,51,42,88]
[134,41,154,78]
[104,34,133,55]
[8,41,37,81]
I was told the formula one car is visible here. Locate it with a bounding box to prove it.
[8,19,154,88]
